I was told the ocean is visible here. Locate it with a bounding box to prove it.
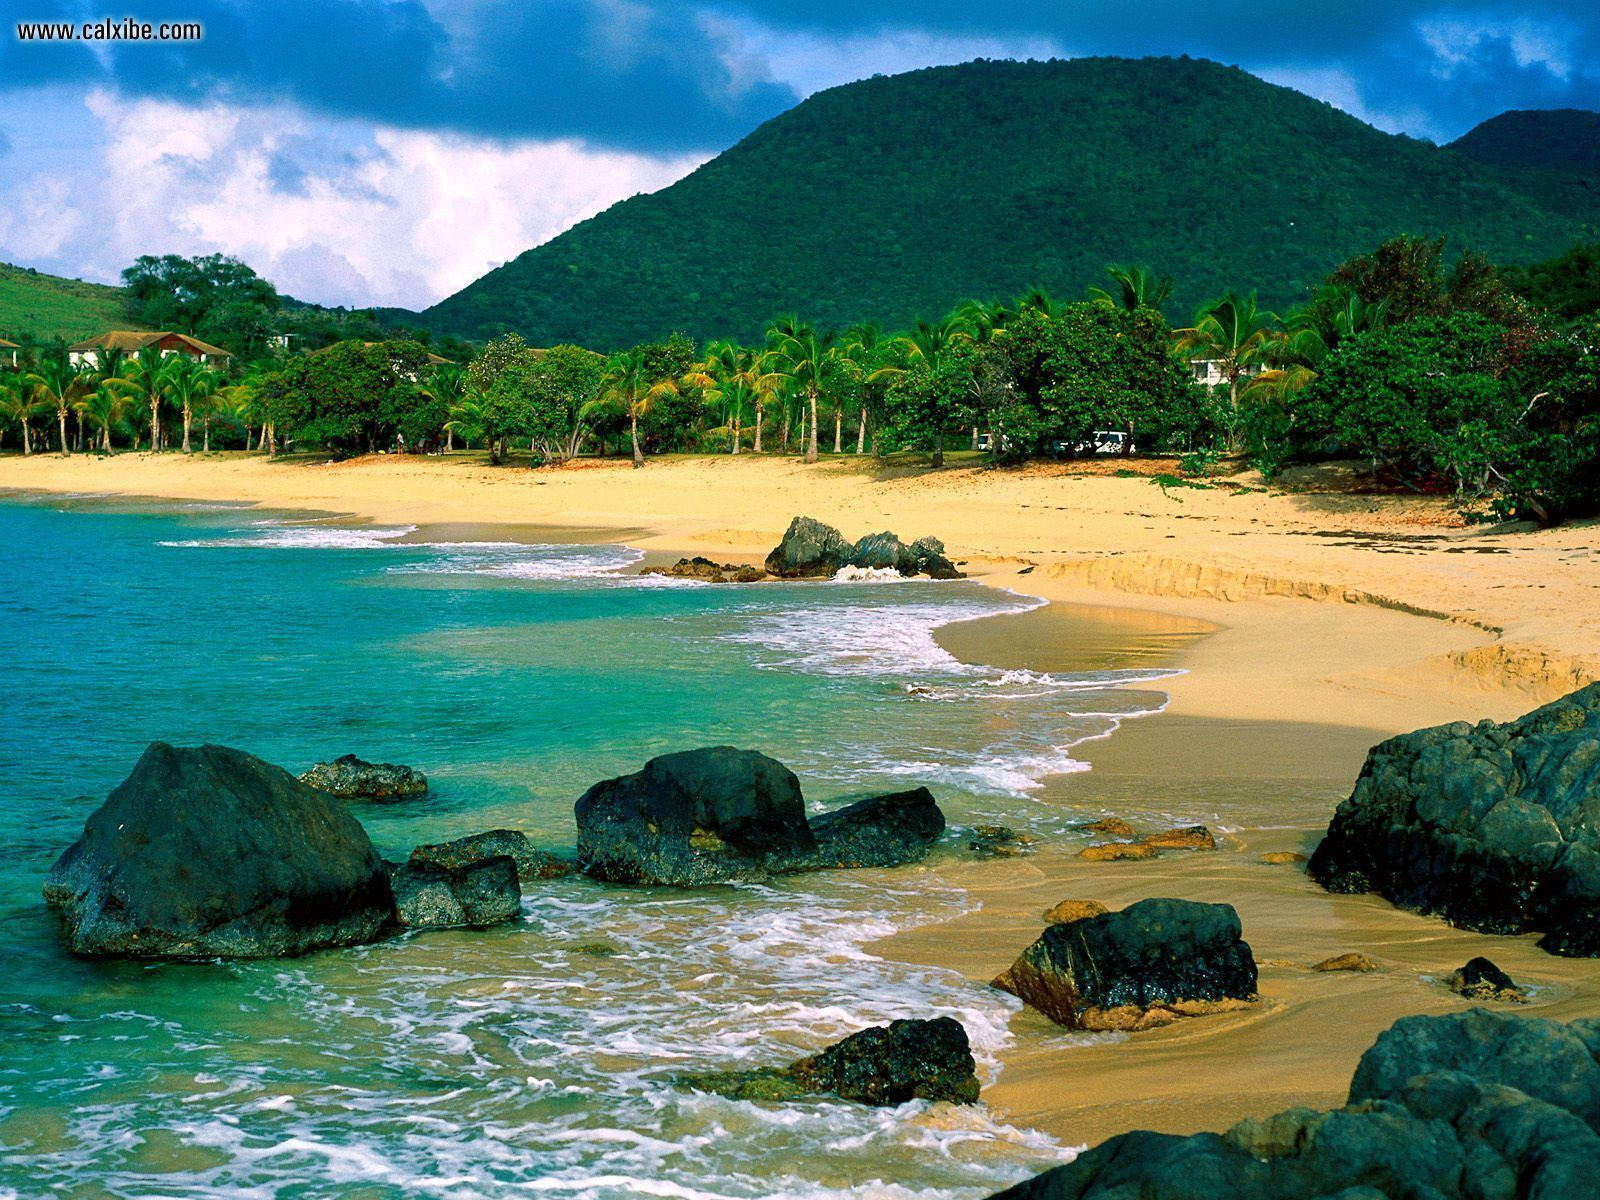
[0,497,1174,1200]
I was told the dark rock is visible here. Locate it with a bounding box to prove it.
[796,786,946,869]
[641,556,767,584]
[993,898,1258,1030]
[409,828,570,884]
[968,825,1039,858]
[679,1016,979,1106]
[763,516,852,578]
[389,856,520,929]
[1307,683,1600,956]
[910,535,964,579]
[986,1009,1600,1200]
[1448,956,1527,1002]
[849,531,916,573]
[576,747,816,885]
[575,749,947,885]
[299,753,428,800]
[44,743,393,958]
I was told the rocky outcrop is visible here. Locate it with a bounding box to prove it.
[763,517,965,580]
[575,748,945,885]
[678,1016,979,1106]
[988,1009,1600,1199]
[993,898,1258,1030]
[1308,683,1600,956]
[641,556,767,584]
[408,829,570,884]
[389,856,521,929]
[299,753,428,800]
[45,743,394,958]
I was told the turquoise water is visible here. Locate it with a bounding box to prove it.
[0,497,1172,1200]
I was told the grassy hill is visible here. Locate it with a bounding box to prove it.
[0,261,143,343]
[421,56,1600,347]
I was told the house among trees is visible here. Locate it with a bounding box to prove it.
[67,330,232,371]
[1188,355,1261,388]
[0,337,17,368]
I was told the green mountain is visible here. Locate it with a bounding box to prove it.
[420,56,1600,348]
[1448,109,1600,179]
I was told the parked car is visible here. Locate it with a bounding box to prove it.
[1050,430,1135,456]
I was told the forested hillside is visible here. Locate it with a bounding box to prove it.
[422,56,1600,346]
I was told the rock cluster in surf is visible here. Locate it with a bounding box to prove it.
[1308,682,1600,956]
[641,556,768,583]
[987,1008,1600,1199]
[993,898,1258,1030]
[678,1016,980,1106]
[575,746,945,885]
[299,753,429,800]
[763,516,964,579]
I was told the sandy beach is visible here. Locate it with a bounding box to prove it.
[5,448,1599,1151]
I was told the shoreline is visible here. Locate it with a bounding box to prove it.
[6,453,1600,1153]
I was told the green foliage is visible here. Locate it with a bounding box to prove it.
[1001,303,1216,457]
[0,261,143,344]
[419,58,1599,348]
[481,343,606,461]
[269,340,432,457]
[1504,243,1600,323]
[122,254,280,356]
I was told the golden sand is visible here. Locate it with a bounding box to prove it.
[5,449,1599,1151]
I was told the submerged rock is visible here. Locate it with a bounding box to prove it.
[1308,683,1600,956]
[299,753,428,800]
[45,743,394,958]
[764,517,852,578]
[1312,952,1377,972]
[1449,956,1527,1002]
[679,1016,979,1106]
[389,856,521,929]
[987,1009,1600,1199]
[993,898,1258,1030]
[641,556,767,584]
[967,824,1038,858]
[409,828,570,884]
[1260,851,1307,865]
[1142,825,1217,851]
[1078,842,1158,862]
[1078,817,1136,839]
[575,748,945,885]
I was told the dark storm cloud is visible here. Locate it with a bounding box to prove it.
[3,0,1596,148]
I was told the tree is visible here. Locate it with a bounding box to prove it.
[79,381,137,453]
[1089,263,1174,312]
[122,253,280,357]
[104,347,173,450]
[164,356,218,453]
[269,340,431,457]
[426,364,469,450]
[0,374,42,454]
[24,359,91,455]
[587,348,680,467]
[766,316,838,463]
[483,344,605,463]
[1175,292,1278,437]
[211,382,258,451]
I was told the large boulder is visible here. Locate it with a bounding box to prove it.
[408,828,570,883]
[44,743,394,958]
[909,535,964,579]
[993,898,1258,1030]
[987,1010,1600,1200]
[678,1016,979,1106]
[575,748,946,885]
[299,753,428,800]
[1308,683,1600,955]
[849,531,916,574]
[795,786,945,869]
[764,517,852,578]
[576,747,817,884]
[389,856,521,930]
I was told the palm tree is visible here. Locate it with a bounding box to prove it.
[1175,292,1279,426]
[683,341,780,455]
[887,314,974,468]
[765,315,836,463]
[1090,264,1174,312]
[1014,286,1059,318]
[586,348,679,467]
[165,356,217,453]
[0,374,41,454]
[444,389,487,451]
[25,359,92,455]
[106,347,172,450]
[79,381,136,453]
[427,364,469,451]
[211,382,259,450]
[1245,286,1388,407]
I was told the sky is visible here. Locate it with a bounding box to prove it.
[1,1,1594,311]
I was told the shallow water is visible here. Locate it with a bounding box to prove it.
[0,499,1173,1199]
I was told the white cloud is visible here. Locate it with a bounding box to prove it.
[0,89,706,310]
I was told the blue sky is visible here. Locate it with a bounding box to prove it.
[1,0,1594,309]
